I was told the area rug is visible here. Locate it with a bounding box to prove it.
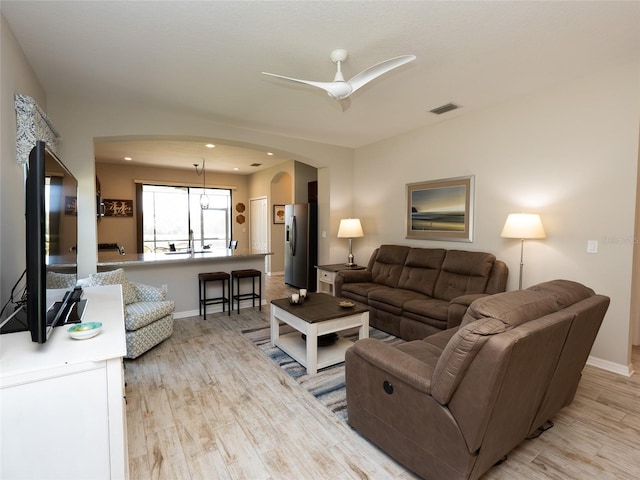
[243,323,403,421]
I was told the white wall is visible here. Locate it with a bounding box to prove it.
[354,62,640,373]
[248,160,295,274]
[45,96,355,278]
[0,15,47,307]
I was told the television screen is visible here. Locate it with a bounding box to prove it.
[26,141,79,343]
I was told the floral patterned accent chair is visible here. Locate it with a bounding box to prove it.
[87,268,174,359]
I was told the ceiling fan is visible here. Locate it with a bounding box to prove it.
[262,49,416,102]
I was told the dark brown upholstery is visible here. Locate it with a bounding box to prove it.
[345,279,610,480]
[336,245,509,340]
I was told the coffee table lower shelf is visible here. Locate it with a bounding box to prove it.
[275,333,355,372]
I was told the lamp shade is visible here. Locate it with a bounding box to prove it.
[501,213,546,239]
[337,218,364,238]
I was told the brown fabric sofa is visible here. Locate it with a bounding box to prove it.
[345,279,610,480]
[335,245,508,340]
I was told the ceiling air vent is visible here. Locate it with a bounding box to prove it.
[429,103,460,115]
[250,163,262,167]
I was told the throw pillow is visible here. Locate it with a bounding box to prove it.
[89,268,136,305]
[46,271,77,289]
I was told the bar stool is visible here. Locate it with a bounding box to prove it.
[230,269,262,313]
[198,272,231,318]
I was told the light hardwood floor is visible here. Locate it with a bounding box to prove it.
[125,275,640,479]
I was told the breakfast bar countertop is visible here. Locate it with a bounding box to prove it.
[97,248,273,268]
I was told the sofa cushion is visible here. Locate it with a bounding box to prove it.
[125,300,175,331]
[370,245,410,288]
[368,287,426,310]
[433,250,496,301]
[403,297,450,321]
[527,279,594,309]
[396,340,444,373]
[397,248,446,296]
[89,268,136,305]
[342,282,386,301]
[461,289,559,329]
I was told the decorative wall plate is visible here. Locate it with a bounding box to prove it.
[236,202,246,212]
[236,214,246,224]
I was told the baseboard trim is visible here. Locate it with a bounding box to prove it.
[174,299,267,319]
[587,355,635,377]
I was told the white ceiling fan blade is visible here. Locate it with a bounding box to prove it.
[347,55,416,94]
[262,72,352,99]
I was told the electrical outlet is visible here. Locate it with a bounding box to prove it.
[587,240,598,254]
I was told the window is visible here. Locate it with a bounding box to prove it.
[141,184,230,253]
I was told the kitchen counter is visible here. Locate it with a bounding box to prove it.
[97,248,271,268]
[97,249,273,315]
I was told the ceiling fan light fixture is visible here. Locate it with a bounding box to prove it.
[262,49,416,103]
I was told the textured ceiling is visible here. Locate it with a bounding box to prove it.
[2,1,639,170]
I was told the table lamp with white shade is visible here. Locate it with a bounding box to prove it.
[501,213,546,289]
[337,218,364,266]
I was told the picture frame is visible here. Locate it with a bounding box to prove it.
[103,199,134,217]
[273,204,286,224]
[406,175,474,242]
[64,196,77,215]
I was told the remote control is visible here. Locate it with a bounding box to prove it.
[68,286,83,303]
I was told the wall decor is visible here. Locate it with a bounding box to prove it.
[236,202,246,213]
[273,204,285,224]
[64,196,77,216]
[236,214,246,224]
[15,94,60,165]
[406,175,474,242]
[103,199,134,217]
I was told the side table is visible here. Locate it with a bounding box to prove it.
[315,263,366,296]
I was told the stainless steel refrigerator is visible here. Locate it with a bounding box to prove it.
[284,203,317,290]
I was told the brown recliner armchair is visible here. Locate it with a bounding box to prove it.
[345,280,609,480]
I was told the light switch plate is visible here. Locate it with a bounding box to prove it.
[587,240,598,253]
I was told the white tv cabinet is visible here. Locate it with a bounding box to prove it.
[0,285,128,480]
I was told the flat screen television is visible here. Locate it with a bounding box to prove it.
[25,141,80,343]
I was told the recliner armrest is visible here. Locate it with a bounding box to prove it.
[447,293,490,329]
[335,270,372,297]
[348,339,433,394]
[338,269,372,283]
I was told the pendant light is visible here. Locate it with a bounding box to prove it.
[193,159,209,209]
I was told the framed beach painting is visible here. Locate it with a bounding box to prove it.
[406,175,474,242]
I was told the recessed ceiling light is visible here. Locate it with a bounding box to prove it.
[233,167,239,171]
[267,152,274,156]
[205,144,215,148]
[124,157,132,161]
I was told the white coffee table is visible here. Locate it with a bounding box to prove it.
[270,293,369,374]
